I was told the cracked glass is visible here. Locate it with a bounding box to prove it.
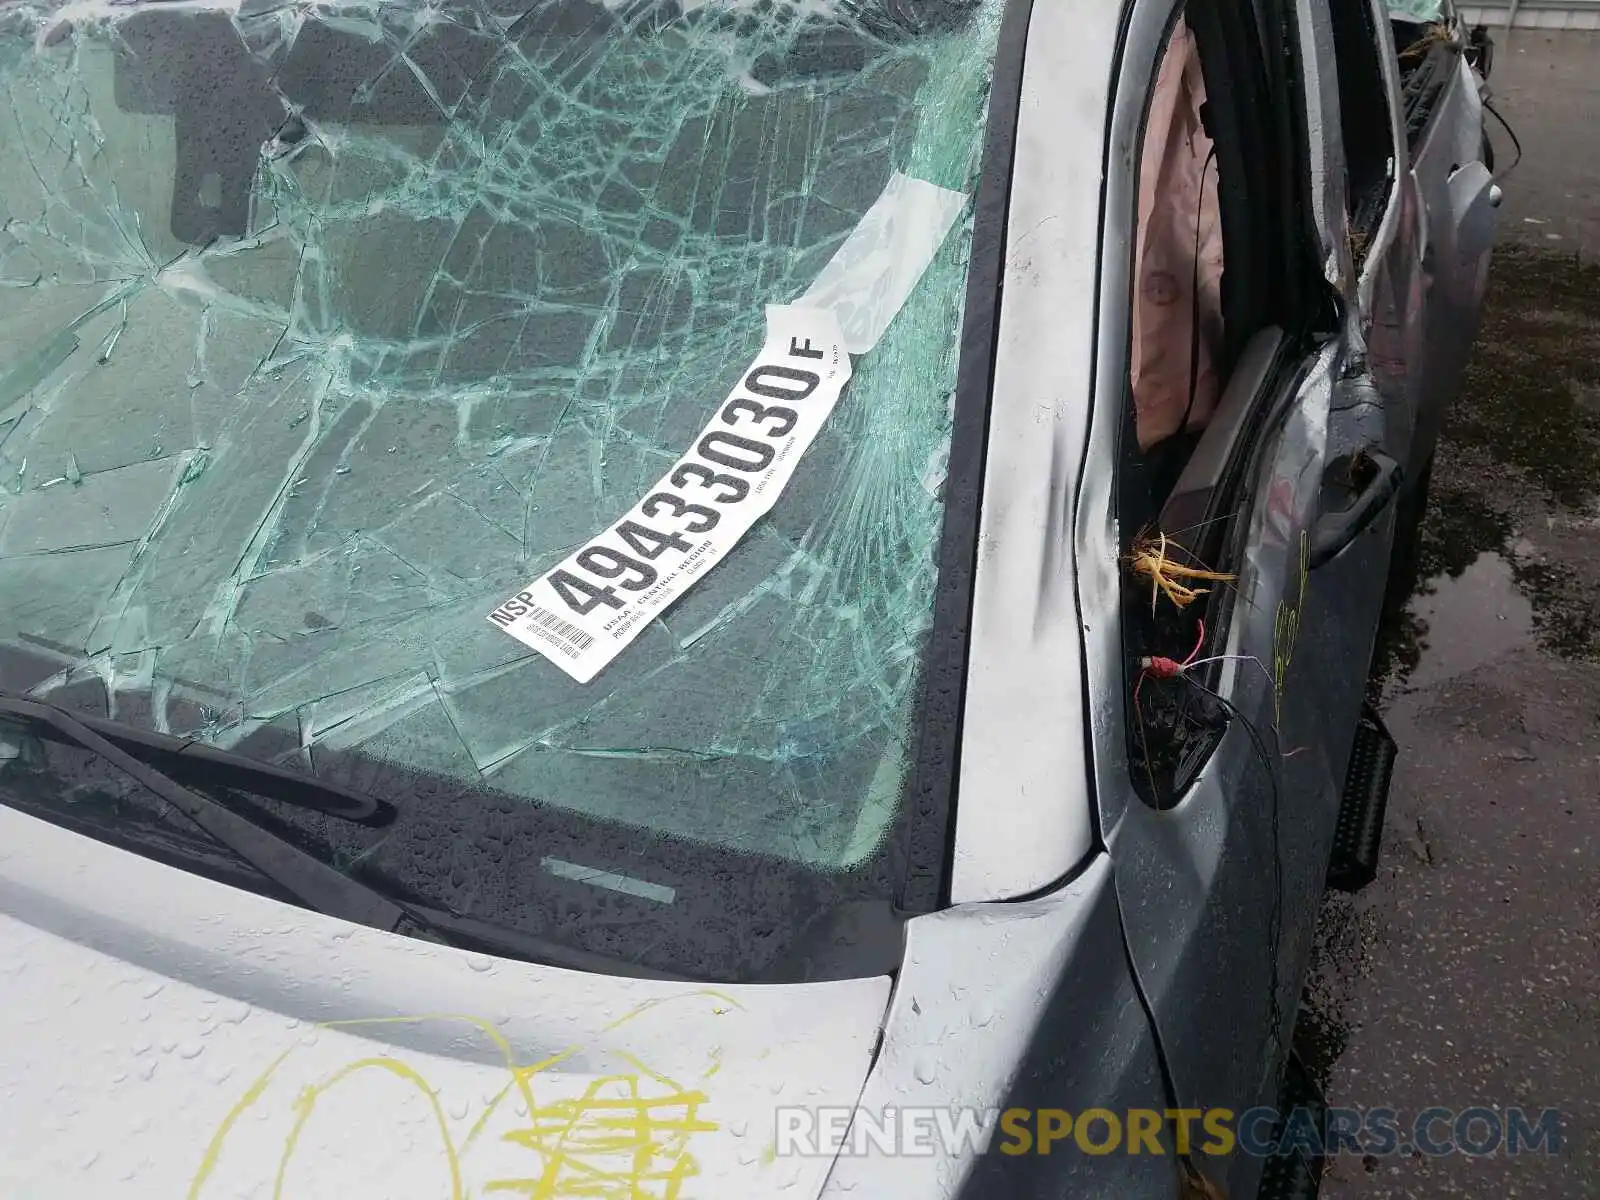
[0,0,1006,973]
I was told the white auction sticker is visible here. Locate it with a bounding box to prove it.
[489,303,853,683]
[489,171,968,682]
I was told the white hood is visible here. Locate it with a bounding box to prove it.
[0,808,890,1199]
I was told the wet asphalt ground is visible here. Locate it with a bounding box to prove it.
[1304,30,1600,1200]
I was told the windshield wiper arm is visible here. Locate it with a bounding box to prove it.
[0,693,437,941]
[0,695,393,826]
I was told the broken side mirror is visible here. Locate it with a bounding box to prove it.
[1466,23,1494,80]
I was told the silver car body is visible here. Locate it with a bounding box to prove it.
[0,0,1496,1196]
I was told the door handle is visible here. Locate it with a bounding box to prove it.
[1309,449,1404,569]
[1449,161,1500,264]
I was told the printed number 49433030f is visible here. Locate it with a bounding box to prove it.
[488,303,853,684]
[546,342,831,618]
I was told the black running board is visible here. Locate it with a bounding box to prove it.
[1255,1053,1327,1200]
[1326,705,1397,893]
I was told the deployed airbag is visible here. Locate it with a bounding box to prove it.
[1131,13,1224,452]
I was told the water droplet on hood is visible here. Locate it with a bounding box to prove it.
[913,1059,937,1085]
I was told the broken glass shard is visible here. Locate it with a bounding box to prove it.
[0,0,1006,876]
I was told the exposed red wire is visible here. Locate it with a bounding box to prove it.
[1138,618,1206,679]
[1133,620,1206,795]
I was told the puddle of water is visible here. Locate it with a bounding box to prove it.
[1453,247,1600,507]
[1402,551,1535,691]
[1302,248,1600,1104]
[1367,246,1600,693]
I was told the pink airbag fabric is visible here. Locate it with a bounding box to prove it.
[1131,14,1226,451]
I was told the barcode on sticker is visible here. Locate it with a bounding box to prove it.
[508,603,594,658]
[488,304,855,685]
[488,173,968,684]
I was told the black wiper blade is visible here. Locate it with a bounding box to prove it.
[0,693,435,941]
[0,696,393,826]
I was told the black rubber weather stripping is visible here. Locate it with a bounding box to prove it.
[900,0,1036,913]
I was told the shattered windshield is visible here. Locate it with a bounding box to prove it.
[0,0,1007,977]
